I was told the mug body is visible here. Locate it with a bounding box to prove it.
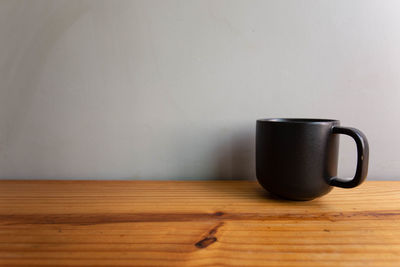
[256,119,340,200]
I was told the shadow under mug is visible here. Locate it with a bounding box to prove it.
[256,118,369,200]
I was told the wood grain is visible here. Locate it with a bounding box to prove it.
[0,180,399,266]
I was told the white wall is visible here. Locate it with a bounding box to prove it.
[0,0,399,180]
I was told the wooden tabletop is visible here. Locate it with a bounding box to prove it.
[0,180,399,266]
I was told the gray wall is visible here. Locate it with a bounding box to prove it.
[0,0,399,180]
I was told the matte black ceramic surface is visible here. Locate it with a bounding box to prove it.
[256,118,369,200]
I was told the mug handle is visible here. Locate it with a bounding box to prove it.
[329,126,369,188]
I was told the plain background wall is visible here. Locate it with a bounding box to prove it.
[0,0,399,180]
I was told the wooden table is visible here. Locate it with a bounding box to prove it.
[0,180,399,266]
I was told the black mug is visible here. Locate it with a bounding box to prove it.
[256,118,369,200]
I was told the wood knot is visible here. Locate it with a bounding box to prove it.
[195,237,217,248]
[194,222,224,249]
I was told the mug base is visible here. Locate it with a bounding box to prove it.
[257,180,333,201]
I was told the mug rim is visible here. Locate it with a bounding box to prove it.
[257,118,340,124]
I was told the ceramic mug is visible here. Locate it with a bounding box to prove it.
[256,118,369,200]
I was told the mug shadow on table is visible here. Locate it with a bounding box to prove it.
[208,130,298,203]
[208,130,324,204]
